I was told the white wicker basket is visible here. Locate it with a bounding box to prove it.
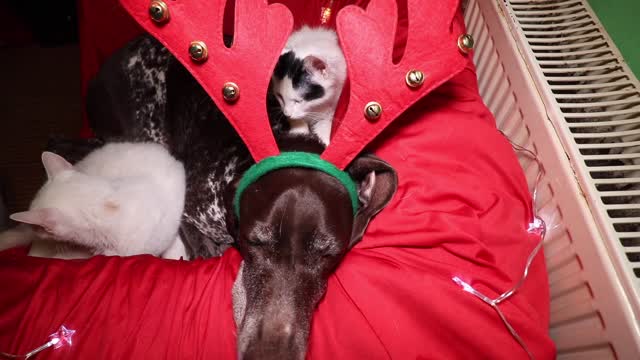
[463,0,640,358]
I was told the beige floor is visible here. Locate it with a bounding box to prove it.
[0,45,82,215]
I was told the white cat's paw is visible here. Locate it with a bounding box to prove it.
[101,249,120,257]
[289,127,310,134]
[311,121,332,146]
[288,119,310,135]
[162,235,188,260]
[0,225,33,251]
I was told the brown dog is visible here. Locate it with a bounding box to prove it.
[231,136,398,360]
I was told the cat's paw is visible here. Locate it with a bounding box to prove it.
[162,235,188,260]
[288,120,310,134]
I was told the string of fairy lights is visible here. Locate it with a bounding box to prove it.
[452,132,551,360]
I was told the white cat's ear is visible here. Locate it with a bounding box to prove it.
[41,152,72,179]
[303,55,327,77]
[10,208,67,235]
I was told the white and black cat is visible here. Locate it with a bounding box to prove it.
[0,142,187,259]
[271,26,347,145]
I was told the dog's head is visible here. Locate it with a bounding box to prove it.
[231,141,397,360]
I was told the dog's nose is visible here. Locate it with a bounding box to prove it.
[263,322,292,338]
[242,336,299,360]
[241,322,300,360]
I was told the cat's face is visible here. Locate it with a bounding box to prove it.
[271,51,337,122]
[10,152,116,243]
[33,167,110,211]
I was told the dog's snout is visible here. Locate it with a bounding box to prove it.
[243,324,300,360]
[262,322,293,338]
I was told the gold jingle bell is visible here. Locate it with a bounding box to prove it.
[405,69,425,88]
[222,82,240,102]
[364,101,382,121]
[189,41,208,62]
[457,34,475,54]
[149,1,170,24]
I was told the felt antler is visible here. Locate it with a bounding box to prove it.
[119,0,294,162]
[321,0,469,169]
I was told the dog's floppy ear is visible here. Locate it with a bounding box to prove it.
[346,154,398,248]
[224,177,243,239]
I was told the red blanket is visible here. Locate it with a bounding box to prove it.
[1,0,555,358]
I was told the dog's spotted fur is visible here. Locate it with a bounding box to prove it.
[78,35,281,258]
[162,57,254,258]
[124,38,171,144]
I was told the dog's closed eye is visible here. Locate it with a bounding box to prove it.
[246,222,276,246]
[311,231,342,258]
[247,237,265,246]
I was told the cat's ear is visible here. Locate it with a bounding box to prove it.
[303,55,327,77]
[10,208,69,237]
[41,152,72,179]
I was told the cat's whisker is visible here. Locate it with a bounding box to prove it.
[303,113,328,122]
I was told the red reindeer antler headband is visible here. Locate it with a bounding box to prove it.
[119,0,471,169]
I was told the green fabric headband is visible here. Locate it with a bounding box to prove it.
[234,152,359,218]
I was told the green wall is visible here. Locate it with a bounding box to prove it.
[588,0,640,79]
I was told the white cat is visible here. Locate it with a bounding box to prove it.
[0,142,187,260]
[271,26,347,146]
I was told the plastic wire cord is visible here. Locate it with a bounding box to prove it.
[452,133,547,360]
[0,325,75,359]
